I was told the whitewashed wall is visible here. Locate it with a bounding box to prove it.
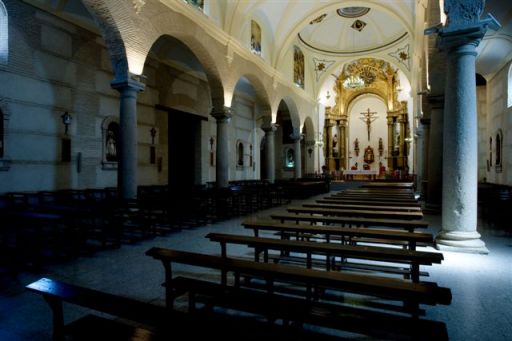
[485,61,512,186]
[347,96,388,172]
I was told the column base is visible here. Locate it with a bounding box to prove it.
[435,230,489,254]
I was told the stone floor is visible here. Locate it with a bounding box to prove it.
[0,190,511,340]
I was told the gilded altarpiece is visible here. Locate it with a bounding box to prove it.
[324,58,410,172]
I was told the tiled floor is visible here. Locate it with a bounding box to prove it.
[0,191,511,340]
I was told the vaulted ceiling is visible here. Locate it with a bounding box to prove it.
[22,0,512,80]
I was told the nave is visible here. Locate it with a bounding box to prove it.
[1,184,511,340]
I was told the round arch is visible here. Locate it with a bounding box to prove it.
[273,96,301,131]
[232,73,273,115]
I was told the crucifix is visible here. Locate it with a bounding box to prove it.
[359,108,378,141]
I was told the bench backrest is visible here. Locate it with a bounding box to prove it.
[241,220,434,244]
[205,233,443,265]
[145,247,451,306]
[270,214,429,230]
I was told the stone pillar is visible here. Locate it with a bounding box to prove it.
[262,124,277,183]
[430,0,499,253]
[386,116,394,170]
[425,95,444,209]
[111,79,145,200]
[290,129,302,179]
[211,106,232,188]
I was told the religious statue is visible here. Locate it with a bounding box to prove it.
[360,108,378,141]
[364,146,375,164]
[106,131,117,161]
[354,138,360,156]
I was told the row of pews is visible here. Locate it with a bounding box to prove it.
[27,181,453,340]
[0,182,297,270]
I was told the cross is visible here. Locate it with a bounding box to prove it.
[359,108,378,141]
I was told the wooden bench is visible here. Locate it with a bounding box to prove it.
[205,233,443,282]
[145,247,451,311]
[241,220,434,250]
[287,206,423,220]
[26,278,339,341]
[307,202,422,212]
[270,214,429,232]
[363,182,414,189]
[25,277,171,341]
[318,198,423,207]
[170,276,448,340]
[330,194,419,203]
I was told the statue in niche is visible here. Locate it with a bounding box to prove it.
[105,122,119,162]
[286,148,295,168]
[251,20,262,56]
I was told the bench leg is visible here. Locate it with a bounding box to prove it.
[44,296,64,341]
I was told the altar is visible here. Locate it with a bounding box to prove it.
[343,169,378,181]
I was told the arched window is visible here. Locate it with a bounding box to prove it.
[237,141,244,167]
[496,130,503,173]
[508,64,512,108]
[250,20,262,56]
[293,46,305,89]
[0,1,8,65]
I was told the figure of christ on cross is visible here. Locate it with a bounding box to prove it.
[360,108,378,141]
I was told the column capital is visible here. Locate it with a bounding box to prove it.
[262,123,278,134]
[211,106,232,122]
[111,77,146,93]
[289,128,303,141]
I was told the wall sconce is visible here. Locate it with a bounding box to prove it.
[326,91,331,100]
[308,148,313,157]
[61,111,72,135]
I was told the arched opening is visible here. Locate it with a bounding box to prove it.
[144,35,211,189]
[275,100,294,179]
[302,117,316,176]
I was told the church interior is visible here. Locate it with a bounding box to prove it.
[0,0,511,340]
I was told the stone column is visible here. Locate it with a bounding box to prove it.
[430,0,499,253]
[111,78,145,200]
[262,124,277,183]
[425,95,444,209]
[211,107,232,188]
[290,129,302,179]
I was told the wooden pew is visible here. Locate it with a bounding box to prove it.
[307,202,422,212]
[241,220,434,250]
[271,214,429,232]
[26,278,338,341]
[329,194,419,203]
[145,247,451,310]
[317,198,422,208]
[287,206,423,220]
[205,233,443,282]
[363,182,414,189]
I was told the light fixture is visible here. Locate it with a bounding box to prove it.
[343,75,364,89]
[61,111,72,135]
[326,91,331,100]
